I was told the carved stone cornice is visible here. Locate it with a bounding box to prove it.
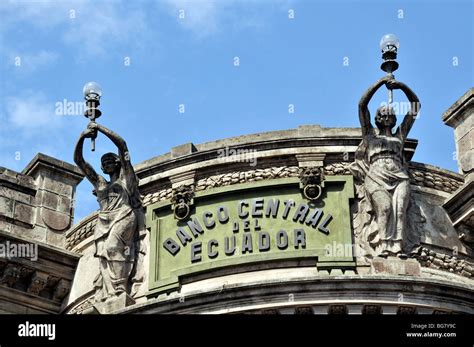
[27,271,49,296]
[413,246,474,278]
[0,232,78,313]
[295,153,326,168]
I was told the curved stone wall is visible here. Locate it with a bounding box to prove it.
[64,125,472,314]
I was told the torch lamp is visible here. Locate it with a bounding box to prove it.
[83,81,102,151]
[380,33,400,105]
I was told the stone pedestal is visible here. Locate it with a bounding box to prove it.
[371,257,421,276]
[295,153,326,168]
[91,293,136,314]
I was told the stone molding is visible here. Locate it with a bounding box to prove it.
[66,162,464,252]
[140,162,462,206]
[65,212,98,251]
[115,274,474,314]
[413,247,474,278]
[0,231,79,313]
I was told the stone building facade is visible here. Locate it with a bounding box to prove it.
[0,89,472,314]
[0,154,83,313]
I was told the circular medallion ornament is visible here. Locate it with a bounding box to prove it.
[174,202,190,220]
[303,184,322,200]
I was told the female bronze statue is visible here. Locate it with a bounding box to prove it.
[74,123,144,303]
[350,75,422,258]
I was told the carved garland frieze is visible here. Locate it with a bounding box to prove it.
[66,164,463,251]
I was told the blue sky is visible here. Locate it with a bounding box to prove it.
[0,0,472,221]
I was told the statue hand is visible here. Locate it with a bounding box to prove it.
[380,75,395,84]
[386,79,403,90]
[82,128,97,139]
[87,122,99,131]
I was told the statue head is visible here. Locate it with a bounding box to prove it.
[101,152,121,175]
[375,105,397,131]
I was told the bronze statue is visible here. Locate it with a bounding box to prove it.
[351,75,423,258]
[74,123,145,304]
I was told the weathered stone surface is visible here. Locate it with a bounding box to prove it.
[409,163,463,193]
[443,93,474,249]
[0,186,33,205]
[0,219,12,232]
[93,292,136,314]
[413,247,474,278]
[16,153,84,247]
[414,192,468,254]
[46,229,65,247]
[0,170,37,229]
[13,202,35,226]
[0,196,14,219]
[42,176,69,196]
[41,208,70,231]
[442,88,474,175]
[171,143,197,158]
[53,278,71,302]
[0,168,36,191]
[27,271,49,295]
[57,196,71,215]
[140,162,462,210]
[40,190,59,210]
[12,224,46,243]
[65,213,97,250]
[0,153,84,257]
[0,231,79,313]
[371,257,421,276]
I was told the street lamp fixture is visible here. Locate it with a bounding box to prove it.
[380,33,400,104]
[83,81,102,151]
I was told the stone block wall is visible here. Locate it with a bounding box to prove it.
[0,153,84,248]
[0,168,36,227]
[443,88,474,248]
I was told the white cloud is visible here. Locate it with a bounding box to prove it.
[0,0,68,30]
[162,0,224,37]
[5,91,58,130]
[160,0,296,38]
[0,90,72,171]
[0,0,150,60]
[63,3,149,58]
[8,50,58,72]
[0,0,292,60]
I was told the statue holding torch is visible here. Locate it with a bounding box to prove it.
[350,35,424,258]
[74,82,145,309]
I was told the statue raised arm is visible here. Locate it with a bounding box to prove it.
[385,79,421,140]
[358,75,392,136]
[74,126,103,188]
[350,76,423,258]
[73,122,144,308]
